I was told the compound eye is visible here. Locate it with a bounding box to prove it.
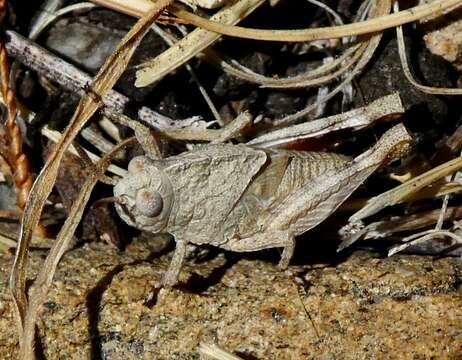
[135,189,163,217]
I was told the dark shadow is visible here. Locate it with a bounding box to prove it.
[433,243,462,258]
[180,254,240,294]
[34,326,46,360]
[142,285,162,308]
[86,264,124,360]
[235,351,260,360]
[144,252,239,307]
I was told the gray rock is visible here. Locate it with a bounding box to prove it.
[45,20,123,73]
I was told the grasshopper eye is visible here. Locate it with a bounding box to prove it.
[135,189,163,217]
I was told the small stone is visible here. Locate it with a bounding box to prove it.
[422,4,462,71]
[45,20,123,73]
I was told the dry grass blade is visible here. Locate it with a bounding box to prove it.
[135,0,267,87]
[340,181,462,212]
[394,2,462,95]
[247,93,403,148]
[168,0,368,89]
[9,1,172,357]
[379,207,462,237]
[29,2,96,40]
[350,156,462,223]
[169,0,462,41]
[381,181,462,204]
[91,0,462,42]
[20,137,135,360]
[206,44,364,88]
[42,127,127,177]
[275,0,390,126]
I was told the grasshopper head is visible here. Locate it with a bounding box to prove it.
[114,156,173,233]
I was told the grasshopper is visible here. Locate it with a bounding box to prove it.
[114,124,411,286]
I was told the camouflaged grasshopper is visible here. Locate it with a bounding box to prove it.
[114,123,411,286]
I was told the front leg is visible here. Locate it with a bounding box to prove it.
[278,235,295,269]
[162,238,188,286]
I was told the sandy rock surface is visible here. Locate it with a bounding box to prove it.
[0,237,461,359]
[423,6,462,71]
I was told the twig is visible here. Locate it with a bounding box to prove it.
[5,30,208,130]
[150,110,252,141]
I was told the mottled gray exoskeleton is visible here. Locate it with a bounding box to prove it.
[114,124,411,286]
